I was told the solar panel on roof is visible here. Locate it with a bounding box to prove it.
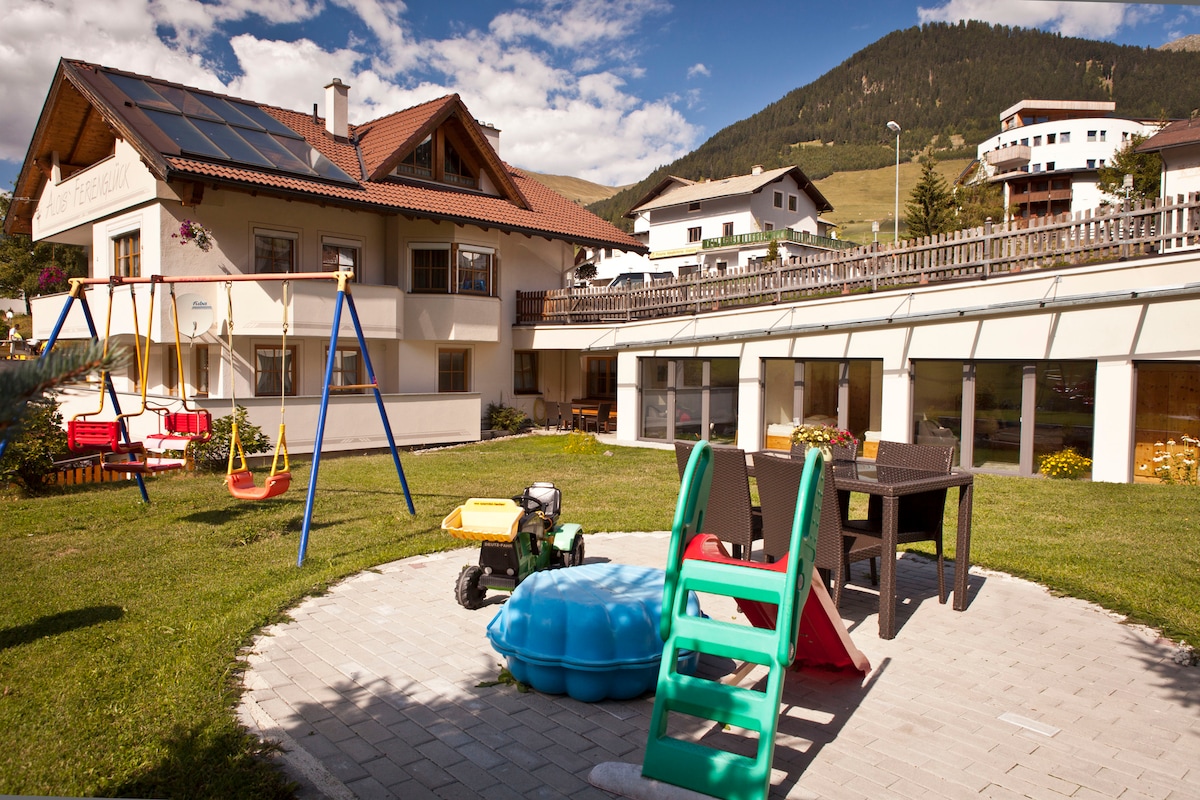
[102,70,356,185]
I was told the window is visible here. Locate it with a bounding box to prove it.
[1087,130,1097,142]
[1060,132,1070,143]
[326,347,362,393]
[396,135,433,179]
[514,351,539,395]
[1046,162,1055,171]
[194,346,210,397]
[1087,159,1096,169]
[1033,135,1042,146]
[322,239,360,281]
[1020,138,1029,146]
[438,348,470,392]
[638,357,739,444]
[788,195,797,212]
[412,246,450,293]
[255,232,295,273]
[114,231,140,277]
[443,140,477,189]
[1047,133,1056,144]
[688,202,701,212]
[458,248,492,294]
[165,345,180,396]
[764,222,774,232]
[586,356,617,399]
[1099,130,1107,142]
[1032,164,1041,173]
[773,191,783,208]
[255,345,296,396]
[687,226,702,243]
[722,221,733,237]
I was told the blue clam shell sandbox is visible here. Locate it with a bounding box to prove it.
[486,562,701,702]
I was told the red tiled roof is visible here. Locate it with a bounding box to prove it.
[21,60,644,252]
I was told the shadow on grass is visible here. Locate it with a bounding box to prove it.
[0,605,124,651]
[104,722,295,800]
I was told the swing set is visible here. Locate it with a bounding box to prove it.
[38,271,415,565]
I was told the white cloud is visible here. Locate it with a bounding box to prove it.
[917,0,1131,39]
[687,63,710,79]
[0,0,696,187]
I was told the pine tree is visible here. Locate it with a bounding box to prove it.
[905,159,955,238]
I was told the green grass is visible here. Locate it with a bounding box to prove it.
[816,158,973,244]
[1,435,1198,797]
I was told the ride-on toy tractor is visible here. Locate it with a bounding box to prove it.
[442,482,585,609]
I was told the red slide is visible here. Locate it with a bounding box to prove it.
[683,534,870,674]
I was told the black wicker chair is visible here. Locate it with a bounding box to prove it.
[674,442,762,561]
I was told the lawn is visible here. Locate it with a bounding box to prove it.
[1,434,1196,798]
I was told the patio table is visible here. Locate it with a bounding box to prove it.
[831,461,974,640]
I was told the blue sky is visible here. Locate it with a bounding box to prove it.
[2,0,1199,191]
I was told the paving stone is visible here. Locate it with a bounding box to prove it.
[237,532,1200,799]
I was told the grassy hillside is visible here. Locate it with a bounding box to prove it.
[524,172,626,206]
[817,158,973,244]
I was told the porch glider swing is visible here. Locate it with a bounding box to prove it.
[37,271,415,564]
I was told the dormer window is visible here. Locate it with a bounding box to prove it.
[392,129,478,190]
[395,136,433,179]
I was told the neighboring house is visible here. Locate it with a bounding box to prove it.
[974,100,1159,220]
[1135,116,1200,199]
[3,59,644,452]
[624,166,844,276]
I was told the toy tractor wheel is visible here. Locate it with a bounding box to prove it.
[456,565,486,609]
[565,532,585,567]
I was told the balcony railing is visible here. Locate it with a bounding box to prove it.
[701,228,855,251]
[516,194,1200,325]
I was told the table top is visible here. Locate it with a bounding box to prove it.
[831,461,974,495]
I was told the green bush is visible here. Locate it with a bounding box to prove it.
[486,402,528,433]
[190,406,272,472]
[0,396,69,493]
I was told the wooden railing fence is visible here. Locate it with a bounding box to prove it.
[518,194,1200,325]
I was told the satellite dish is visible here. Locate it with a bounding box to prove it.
[175,293,215,338]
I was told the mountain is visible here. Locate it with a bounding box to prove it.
[589,21,1200,230]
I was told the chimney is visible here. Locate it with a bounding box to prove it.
[477,120,500,156]
[325,78,349,138]
[751,164,764,175]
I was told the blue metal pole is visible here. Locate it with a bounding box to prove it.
[344,291,415,516]
[78,294,150,503]
[296,288,345,566]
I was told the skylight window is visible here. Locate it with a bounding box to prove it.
[102,71,356,185]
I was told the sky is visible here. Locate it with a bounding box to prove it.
[2,0,1199,192]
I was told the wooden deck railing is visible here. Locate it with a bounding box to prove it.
[517,194,1200,325]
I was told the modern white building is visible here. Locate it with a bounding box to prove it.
[975,100,1159,220]
[4,59,644,453]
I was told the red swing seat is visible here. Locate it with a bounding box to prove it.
[227,469,291,501]
[67,419,143,455]
[144,410,213,450]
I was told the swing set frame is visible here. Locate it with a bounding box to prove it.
[36,271,415,566]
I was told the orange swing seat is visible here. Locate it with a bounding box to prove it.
[227,468,291,501]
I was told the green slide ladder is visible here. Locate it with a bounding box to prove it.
[643,441,823,800]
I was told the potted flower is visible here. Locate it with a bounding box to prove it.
[172,219,214,252]
[791,423,857,460]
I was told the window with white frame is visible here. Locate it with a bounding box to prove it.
[773,191,783,208]
[687,226,702,243]
[255,230,297,273]
[255,345,296,396]
[322,237,361,281]
[788,195,797,212]
[325,346,362,393]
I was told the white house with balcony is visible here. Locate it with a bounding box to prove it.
[4,59,645,453]
[975,100,1159,220]
[624,165,844,275]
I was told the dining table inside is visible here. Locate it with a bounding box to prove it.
[829,460,975,640]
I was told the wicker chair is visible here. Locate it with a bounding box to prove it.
[766,451,880,606]
[585,402,613,433]
[674,442,762,561]
[845,440,954,602]
[544,400,564,430]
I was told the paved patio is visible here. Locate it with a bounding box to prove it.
[239,533,1199,799]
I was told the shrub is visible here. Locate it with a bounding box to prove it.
[190,406,272,472]
[486,402,528,433]
[1038,447,1093,480]
[0,396,69,493]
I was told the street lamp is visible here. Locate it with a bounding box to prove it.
[887,121,901,243]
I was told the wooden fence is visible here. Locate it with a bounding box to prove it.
[517,194,1200,325]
